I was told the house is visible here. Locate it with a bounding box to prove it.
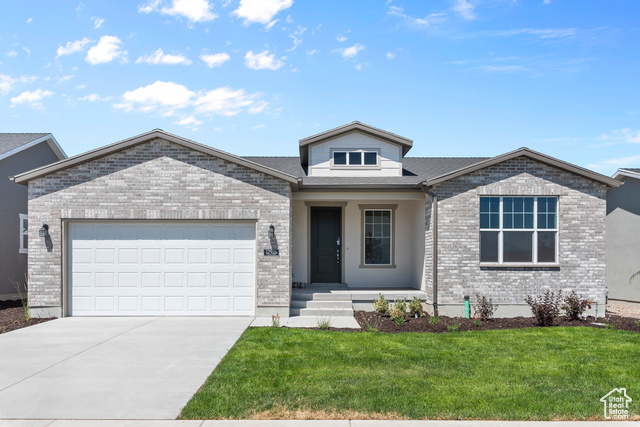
[607,168,640,303]
[11,122,618,318]
[0,133,66,301]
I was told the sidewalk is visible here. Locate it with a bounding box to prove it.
[1,420,638,426]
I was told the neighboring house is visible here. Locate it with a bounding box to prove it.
[607,168,640,303]
[0,133,67,300]
[11,122,618,318]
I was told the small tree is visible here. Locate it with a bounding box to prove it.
[562,291,592,321]
[525,290,562,326]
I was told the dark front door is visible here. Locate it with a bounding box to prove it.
[310,207,341,283]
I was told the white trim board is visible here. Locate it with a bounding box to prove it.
[0,134,67,162]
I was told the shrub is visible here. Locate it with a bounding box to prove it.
[447,323,461,332]
[473,319,482,327]
[473,294,496,321]
[317,315,332,330]
[373,294,389,315]
[271,313,280,327]
[388,299,407,326]
[525,290,562,326]
[429,316,439,325]
[562,291,592,321]
[408,297,425,318]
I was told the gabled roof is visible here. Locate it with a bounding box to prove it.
[612,168,640,181]
[298,121,413,165]
[0,133,67,161]
[425,147,620,188]
[12,129,299,185]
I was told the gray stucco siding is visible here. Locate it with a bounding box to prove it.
[27,138,292,315]
[425,157,607,308]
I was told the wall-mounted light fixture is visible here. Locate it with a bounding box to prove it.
[39,224,49,238]
[268,224,275,239]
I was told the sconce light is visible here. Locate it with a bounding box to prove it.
[39,224,49,238]
[268,224,275,239]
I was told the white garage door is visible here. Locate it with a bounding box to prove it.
[68,222,256,316]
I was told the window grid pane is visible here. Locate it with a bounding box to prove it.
[334,152,346,165]
[364,152,377,165]
[348,152,362,165]
[479,196,557,264]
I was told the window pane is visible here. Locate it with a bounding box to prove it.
[537,213,546,229]
[23,235,28,249]
[349,152,362,165]
[503,214,512,229]
[504,198,513,213]
[480,231,499,262]
[480,197,500,229]
[334,152,346,165]
[490,213,499,229]
[365,237,391,264]
[524,213,533,229]
[503,231,533,262]
[364,152,377,165]
[381,211,390,224]
[22,219,28,233]
[538,231,556,262]
[514,213,523,229]
[537,197,558,229]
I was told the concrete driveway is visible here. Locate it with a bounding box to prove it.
[0,316,252,420]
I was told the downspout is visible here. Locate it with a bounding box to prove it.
[422,185,438,317]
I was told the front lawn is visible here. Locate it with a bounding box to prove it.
[180,327,640,420]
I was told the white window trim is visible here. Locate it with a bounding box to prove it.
[479,196,559,267]
[19,213,28,254]
[331,149,381,169]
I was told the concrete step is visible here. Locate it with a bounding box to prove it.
[289,307,355,317]
[290,299,353,309]
[291,291,352,301]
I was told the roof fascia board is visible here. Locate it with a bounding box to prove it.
[0,134,66,162]
[612,169,640,181]
[13,130,298,185]
[425,148,620,188]
[300,122,413,147]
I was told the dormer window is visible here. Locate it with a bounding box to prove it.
[332,150,379,167]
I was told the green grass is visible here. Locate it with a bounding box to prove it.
[180,327,640,420]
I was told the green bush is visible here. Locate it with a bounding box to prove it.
[473,294,496,321]
[373,294,389,314]
[429,316,439,325]
[447,323,461,332]
[562,291,591,321]
[525,290,562,326]
[388,298,407,326]
[408,297,425,318]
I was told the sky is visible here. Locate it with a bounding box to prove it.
[0,0,639,175]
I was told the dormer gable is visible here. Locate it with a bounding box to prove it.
[299,121,413,177]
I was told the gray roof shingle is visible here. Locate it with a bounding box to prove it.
[0,133,50,156]
[243,156,489,187]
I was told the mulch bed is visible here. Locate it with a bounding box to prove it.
[0,300,53,335]
[354,311,640,334]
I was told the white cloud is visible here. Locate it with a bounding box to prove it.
[588,155,640,171]
[0,74,37,95]
[387,6,447,27]
[200,52,230,68]
[452,0,475,21]
[10,89,54,108]
[6,50,17,57]
[265,19,278,30]
[306,49,318,56]
[58,75,74,83]
[136,48,192,65]
[476,64,528,73]
[251,123,265,130]
[335,43,365,60]
[113,81,268,120]
[85,36,127,65]
[26,17,32,23]
[336,34,347,42]
[174,115,202,129]
[543,0,551,3]
[244,50,284,70]
[287,26,306,51]
[386,52,396,59]
[92,16,105,28]
[57,37,92,58]
[139,0,217,23]
[22,47,30,59]
[496,28,577,39]
[232,0,293,25]
[598,128,640,144]
[78,93,112,102]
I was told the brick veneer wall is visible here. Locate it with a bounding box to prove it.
[27,138,292,315]
[425,157,607,307]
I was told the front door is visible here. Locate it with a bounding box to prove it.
[310,207,341,283]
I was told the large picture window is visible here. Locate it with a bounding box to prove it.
[359,204,397,267]
[479,196,558,265]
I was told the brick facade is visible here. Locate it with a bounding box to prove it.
[27,138,292,315]
[425,157,607,309]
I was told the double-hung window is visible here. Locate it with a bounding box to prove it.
[19,213,28,254]
[479,196,558,265]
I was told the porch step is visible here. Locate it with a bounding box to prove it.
[290,299,353,309]
[289,307,355,317]
[291,291,352,301]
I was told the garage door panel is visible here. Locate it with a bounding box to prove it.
[69,222,256,316]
